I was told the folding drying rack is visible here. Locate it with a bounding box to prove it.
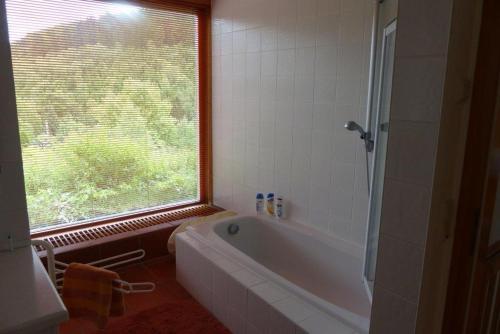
[32,239,156,294]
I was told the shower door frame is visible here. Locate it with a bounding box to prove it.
[362,19,397,301]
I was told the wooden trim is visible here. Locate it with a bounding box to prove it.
[442,0,500,331]
[100,0,210,14]
[136,0,210,10]
[197,7,212,204]
[488,241,500,258]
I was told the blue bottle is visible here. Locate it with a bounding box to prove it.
[256,193,264,214]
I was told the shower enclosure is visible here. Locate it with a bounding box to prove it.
[343,0,398,298]
[363,19,397,295]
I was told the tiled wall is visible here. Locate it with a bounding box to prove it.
[0,0,30,251]
[211,0,374,248]
[370,0,454,333]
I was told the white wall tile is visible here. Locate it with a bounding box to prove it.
[246,322,261,334]
[332,162,356,192]
[277,0,298,21]
[297,0,318,19]
[233,30,247,54]
[261,51,278,76]
[296,16,317,48]
[226,307,247,334]
[314,73,337,105]
[332,132,357,164]
[246,28,262,53]
[370,288,418,334]
[335,75,362,106]
[0,207,30,249]
[312,104,335,133]
[233,54,246,76]
[277,49,296,75]
[275,101,294,129]
[375,234,425,302]
[309,208,330,232]
[385,120,438,186]
[294,75,315,103]
[338,43,364,77]
[272,296,317,322]
[212,0,372,246]
[212,294,227,323]
[331,188,353,221]
[261,77,277,106]
[251,281,290,303]
[247,289,274,331]
[396,0,453,57]
[310,130,333,164]
[391,56,447,122]
[315,46,338,76]
[268,307,296,334]
[221,54,233,76]
[317,0,341,16]
[0,162,27,212]
[380,178,431,246]
[221,32,233,55]
[277,17,296,50]
[338,11,365,48]
[297,313,354,334]
[316,14,340,47]
[341,0,365,15]
[310,154,333,187]
[261,27,278,51]
[295,47,316,75]
[369,0,455,331]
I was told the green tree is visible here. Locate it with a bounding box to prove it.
[11,8,199,229]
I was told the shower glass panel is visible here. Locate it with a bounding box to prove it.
[364,20,397,293]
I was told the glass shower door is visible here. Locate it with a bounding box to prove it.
[364,20,397,293]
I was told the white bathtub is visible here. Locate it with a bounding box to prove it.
[176,215,371,333]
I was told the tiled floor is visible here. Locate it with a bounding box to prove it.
[59,256,221,334]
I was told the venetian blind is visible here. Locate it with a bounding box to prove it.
[5,0,200,230]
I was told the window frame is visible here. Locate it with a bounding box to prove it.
[25,0,212,236]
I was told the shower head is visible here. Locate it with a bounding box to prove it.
[344,121,374,153]
[344,121,366,136]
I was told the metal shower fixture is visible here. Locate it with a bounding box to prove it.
[344,121,374,152]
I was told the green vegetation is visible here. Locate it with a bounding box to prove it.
[10,10,199,229]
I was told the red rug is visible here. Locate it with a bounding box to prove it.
[105,299,231,334]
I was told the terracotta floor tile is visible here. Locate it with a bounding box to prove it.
[59,257,215,333]
[59,319,85,334]
[123,283,175,313]
[144,256,176,284]
[116,264,156,283]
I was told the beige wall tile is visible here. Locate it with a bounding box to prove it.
[370,287,418,334]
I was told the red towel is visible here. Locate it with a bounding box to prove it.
[62,263,125,328]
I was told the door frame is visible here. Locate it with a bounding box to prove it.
[442,0,500,331]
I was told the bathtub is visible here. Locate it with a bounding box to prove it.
[176,215,371,333]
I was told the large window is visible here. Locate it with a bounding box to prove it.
[6,0,203,231]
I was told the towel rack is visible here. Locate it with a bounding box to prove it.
[31,239,156,294]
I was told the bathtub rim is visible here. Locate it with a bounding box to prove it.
[185,214,371,333]
[190,214,364,260]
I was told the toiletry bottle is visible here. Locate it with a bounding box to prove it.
[266,193,275,216]
[276,197,284,219]
[256,193,264,215]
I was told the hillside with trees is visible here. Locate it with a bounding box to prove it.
[10,9,199,229]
